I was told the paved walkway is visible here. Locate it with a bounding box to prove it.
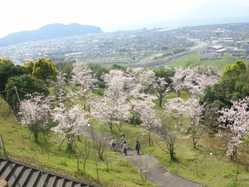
[84,127,203,187]
[127,151,202,187]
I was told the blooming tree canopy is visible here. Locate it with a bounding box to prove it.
[165,97,203,148]
[103,69,138,98]
[218,97,249,160]
[90,97,130,128]
[172,67,219,96]
[90,70,132,130]
[132,68,155,93]
[19,94,51,141]
[90,69,158,131]
[133,100,160,130]
[71,64,97,96]
[54,71,67,103]
[153,68,174,108]
[165,97,203,119]
[132,100,160,145]
[52,103,88,151]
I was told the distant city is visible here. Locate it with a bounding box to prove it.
[0,22,249,67]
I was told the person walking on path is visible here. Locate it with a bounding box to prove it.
[121,134,127,143]
[123,140,128,156]
[135,140,141,155]
[110,138,116,151]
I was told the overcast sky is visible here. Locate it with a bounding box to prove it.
[1,0,249,37]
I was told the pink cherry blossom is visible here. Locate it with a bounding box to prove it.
[218,97,249,160]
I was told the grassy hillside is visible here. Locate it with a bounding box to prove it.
[91,91,249,187]
[0,97,154,187]
[2,89,249,187]
[167,53,238,73]
[93,118,249,187]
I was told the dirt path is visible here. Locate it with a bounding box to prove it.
[84,127,203,187]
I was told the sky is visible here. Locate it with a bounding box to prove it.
[1,0,249,37]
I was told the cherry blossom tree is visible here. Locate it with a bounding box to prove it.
[133,100,160,145]
[52,103,88,152]
[103,69,137,97]
[186,98,204,149]
[54,71,67,103]
[165,97,204,149]
[131,68,155,93]
[90,96,130,132]
[126,69,160,107]
[71,64,97,96]
[90,70,136,132]
[158,123,177,161]
[91,69,160,133]
[218,97,249,160]
[19,94,51,142]
[153,69,174,108]
[172,67,219,97]
[71,64,97,111]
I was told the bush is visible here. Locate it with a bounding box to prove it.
[89,64,109,89]
[202,61,249,131]
[202,61,249,108]
[0,61,26,92]
[32,58,57,82]
[129,111,142,126]
[4,75,48,112]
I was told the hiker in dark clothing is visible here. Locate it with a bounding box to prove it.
[110,138,116,151]
[121,134,126,143]
[123,140,128,156]
[135,140,141,155]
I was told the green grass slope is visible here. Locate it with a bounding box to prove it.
[0,97,153,187]
[167,53,238,73]
[94,117,249,187]
[2,90,249,187]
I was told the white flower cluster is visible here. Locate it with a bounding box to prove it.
[173,68,219,96]
[71,64,97,95]
[19,95,51,129]
[218,97,249,158]
[52,103,88,137]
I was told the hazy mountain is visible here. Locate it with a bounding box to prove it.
[0,23,103,47]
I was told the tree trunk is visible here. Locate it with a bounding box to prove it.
[95,157,100,182]
[159,94,163,108]
[230,147,238,161]
[148,132,153,146]
[67,143,73,152]
[33,131,39,143]
[83,159,87,172]
[76,157,80,172]
[109,123,113,133]
[192,136,197,149]
[169,143,176,161]
[176,90,180,97]
[67,137,74,152]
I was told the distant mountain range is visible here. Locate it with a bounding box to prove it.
[0,23,103,47]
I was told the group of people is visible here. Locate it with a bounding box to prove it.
[110,134,141,156]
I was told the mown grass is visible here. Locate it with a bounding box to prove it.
[152,90,190,110]
[166,53,239,74]
[2,89,249,187]
[0,98,154,187]
[90,89,249,187]
[93,118,249,187]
